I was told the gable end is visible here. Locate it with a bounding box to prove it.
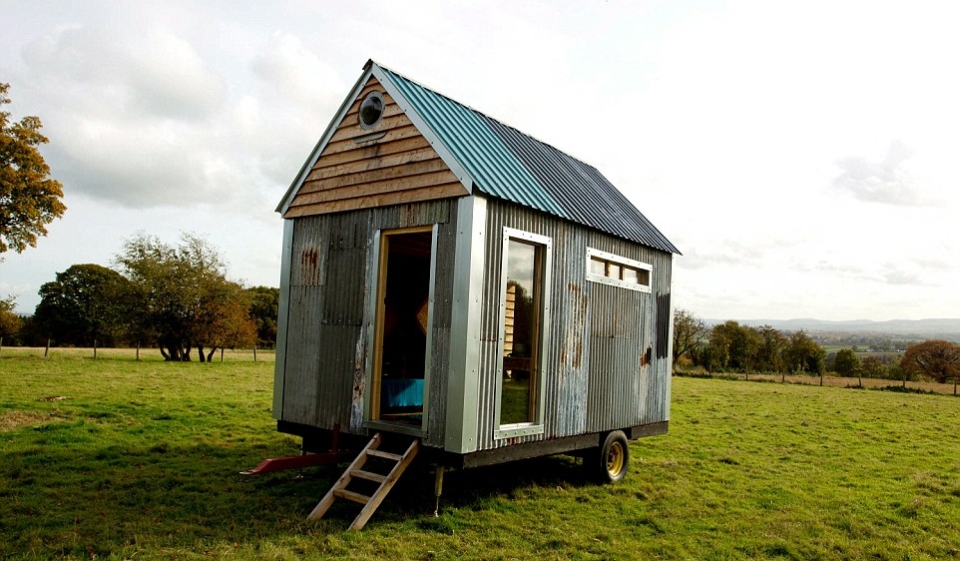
[283,76,469,218]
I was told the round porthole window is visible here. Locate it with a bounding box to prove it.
[358,91,385,129]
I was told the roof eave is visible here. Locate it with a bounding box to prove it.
[275,63,375,215]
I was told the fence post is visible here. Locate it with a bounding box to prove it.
[954,376,957,396]
[253,345,257,362]
[45,339,51,358]
[820,371,823,386]
[220,348,224,363]
[0,336,3,356]
[136,342,140,361]
[93,339,97,359]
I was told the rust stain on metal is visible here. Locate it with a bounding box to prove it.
[560,282,586,369]
[641,346,652,367]
[350,330,366,431]
[300,247,320,284]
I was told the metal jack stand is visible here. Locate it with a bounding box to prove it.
[433,466,445,517]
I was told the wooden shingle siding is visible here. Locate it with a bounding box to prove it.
[284,76,468,218]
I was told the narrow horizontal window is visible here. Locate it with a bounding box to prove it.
[586,247,652,292]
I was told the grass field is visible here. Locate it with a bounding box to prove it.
[3,354,960,560]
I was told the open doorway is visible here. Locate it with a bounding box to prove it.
[371,228,433,428]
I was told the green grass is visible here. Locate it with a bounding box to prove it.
[3,355,960,559]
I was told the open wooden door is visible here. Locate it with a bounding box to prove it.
[370,228,434,431]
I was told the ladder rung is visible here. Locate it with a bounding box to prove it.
[350,469,387,483]
[334,489,371,505]
[367,449,403,462]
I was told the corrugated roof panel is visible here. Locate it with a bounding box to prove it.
[376,63,679,254]
[378,66,567,219]
[482,116,680,254]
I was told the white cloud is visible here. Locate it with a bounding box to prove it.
[16,24,234,208]
[833,141,934,206]
[23,25,224,121]
[251,33,343,110]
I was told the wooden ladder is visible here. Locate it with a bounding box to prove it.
[307,433,419,530]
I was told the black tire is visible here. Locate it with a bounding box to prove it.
[596,430,629,483]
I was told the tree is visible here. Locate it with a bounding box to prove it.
[115,233,256,361]
[861,356,887,379]
[784,331,826,375]
[755,325,787,373]
[672,309,707,363]
[194,279,257,362]
[900,340,960,383]
[0,295,22,343]
[0,83,66,254]
[33,264,130,347]
[706,321,760,372]
[247,286,280,348]
[834,348,861,377]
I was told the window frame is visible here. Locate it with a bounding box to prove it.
[494,227,552,440]
[358,91,386,130]
[585,247,652,293]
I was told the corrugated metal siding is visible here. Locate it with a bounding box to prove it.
[586,284,643,432]
[280,199,457,447]
[473,198,673,451]
[376,64,679,255]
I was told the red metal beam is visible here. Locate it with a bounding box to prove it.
[240,450,356,475]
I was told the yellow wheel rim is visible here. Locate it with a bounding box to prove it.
[606,441,625,477]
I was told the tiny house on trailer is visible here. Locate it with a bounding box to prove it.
[271,60,680,528]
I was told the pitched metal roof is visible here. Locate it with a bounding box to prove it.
[376,64,679,254]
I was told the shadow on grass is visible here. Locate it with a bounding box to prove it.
[1,426,597,555]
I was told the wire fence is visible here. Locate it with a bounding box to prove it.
[0,345,275,362]
[676,370,959,396]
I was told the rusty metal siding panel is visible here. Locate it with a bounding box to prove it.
[320,215,367,326]
[282,285,324,426]
[424,200,457,447]
[314,324,362,429]
[586,284,643,432]
[309,212,368,432]
[280,199,458,444]
[282,216,325,426]
[473,198,672,451]
[647,258,674,424]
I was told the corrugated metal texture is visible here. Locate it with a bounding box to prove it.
[284,212,368,431]
[279,198,458,445]
[646,261,674,425]
[483,116,680,254]
[369,200,450,231]
[378,66,566,218]
[368,200,456,447]
[375,63,679,255]
[586,284,643,432]
[473,198,672,450]
[282,285,323,426]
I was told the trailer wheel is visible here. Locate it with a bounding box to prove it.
[597,430,629,483]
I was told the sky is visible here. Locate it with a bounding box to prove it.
[2,0,959,322]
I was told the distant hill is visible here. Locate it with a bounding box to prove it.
[705,318,960,341]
